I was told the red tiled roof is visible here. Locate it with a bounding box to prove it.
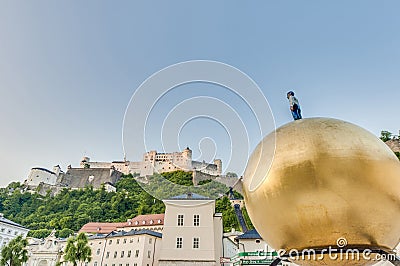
[79,222,126,234]
[121,213,165,228]
[79,214,165,234]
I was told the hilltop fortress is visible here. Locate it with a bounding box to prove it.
[24,147,231,194]
[80,147,222,177]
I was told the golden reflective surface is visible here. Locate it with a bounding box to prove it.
[243,118,400,266]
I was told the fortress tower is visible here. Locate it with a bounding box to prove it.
[213,159,222,175]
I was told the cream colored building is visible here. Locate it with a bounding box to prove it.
[158,193,223,266]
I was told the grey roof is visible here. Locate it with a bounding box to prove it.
[106,229,162,239]
[169,193,210,200]
[31,167,56,175]
[235,229,262,240]
[0,216,28,229]
[57,168,122,189]
[88,233,107,240]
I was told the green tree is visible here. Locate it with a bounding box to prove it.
[395,152,400,160]
[380,130,393,142]
[216,196,240,232]
[27,229,52,239]
[64,233,92,266]
[226,172,238,178]
[56,228,74,238]
[0,235,28,266]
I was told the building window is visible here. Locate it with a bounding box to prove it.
[147,250,151,258]
[117,239,120,244]
[135,250,139,257]
[106,252,110,258]
[127,250,131,257]
[176,237,183,248]
[130,238,133,243]
[114,251,117,258]
[177,214,184,226]
[149,238,152,244]
[94,262,98,266]
[194,214,200,226]
[256,239,261,243]
[109,240,112,245]
[123,239,127,244]
[96,249,100,255]
[134,264,137,266]
[121,250,124,258]
[193,237,199,248]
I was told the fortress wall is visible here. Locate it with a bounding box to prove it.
[26,168,58,187]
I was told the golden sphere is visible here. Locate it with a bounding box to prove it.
[243,118,400,265]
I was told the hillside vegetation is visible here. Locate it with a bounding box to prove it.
[0,171,240,238]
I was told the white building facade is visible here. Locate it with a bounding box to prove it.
[0,213,29,249]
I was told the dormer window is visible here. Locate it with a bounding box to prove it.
[150,220,153,224]
[135,221,139,225]
[142,221,146,225]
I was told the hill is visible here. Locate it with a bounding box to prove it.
[0,171,242,238]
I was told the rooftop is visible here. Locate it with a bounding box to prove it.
[79,222,127,234]
[169,192,210,200]
[235,229,262,240]
[79,213,164,234]
[123,214,164,227]
[107,229,162,239]
[0,214,28,230]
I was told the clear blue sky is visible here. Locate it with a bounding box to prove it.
[0,1,399,186]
